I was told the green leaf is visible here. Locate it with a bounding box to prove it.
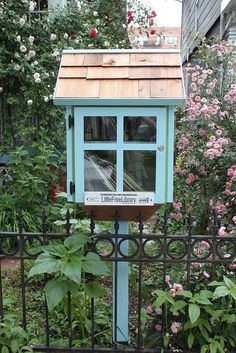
[45,279,67,311]
[188,332,194,349]
[200,290,214,298]
[2,346,9,353]
[85,281,107,298]
[140,308,147,331]
[223,276,236,290]
[42,245,67,257]
[196,297,212,305]
[28,253,59,277]
[189,303,200,324]
[10,340,19,353]
[171,300,186,311]
[208,281,224,287]
[64,234,89,251]
[209,341,218,353]
[175,290,193,298]
[213,286,230,299]
[163,334,170,348]
[201,345,208,353]
[82,252,110,276]
[60,256,82,283]
[230,288,236,300]
[153,297,166,308]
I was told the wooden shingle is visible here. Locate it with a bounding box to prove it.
[54,50,185,100]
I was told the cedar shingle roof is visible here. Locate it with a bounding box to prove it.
[54,49,184,100]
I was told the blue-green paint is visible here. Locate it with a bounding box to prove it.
[66,107,74,202]
[54,98,185,107]
[113,221,129,343]
[71,107,169,204]
[167,107,175,202]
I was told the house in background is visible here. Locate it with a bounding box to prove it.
[181,0,236,62]
[129,27,181,49]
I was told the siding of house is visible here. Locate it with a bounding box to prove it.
[182,0,221,62]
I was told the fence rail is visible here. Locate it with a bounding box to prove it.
[0,210,235,353]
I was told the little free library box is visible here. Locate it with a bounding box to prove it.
[53,49,185,221]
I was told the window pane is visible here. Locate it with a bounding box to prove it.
[124,151,156,191]
[84,151,116,191]
[84,116,117,142]
[124,116,156,142]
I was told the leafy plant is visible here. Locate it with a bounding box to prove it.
[0,315,32,353]
[144,276,236,353]
[28,234,110,311]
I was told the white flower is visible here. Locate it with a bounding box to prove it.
[64,33,69,39]
[122,23,126,28]
[34,60,38,65]
[0,87,3,93]
[28,50,36,58]
[33,72,40,79]
[45,73,49,78]
[52,50,59,57]
[49,94,53,99]
[14,52,20,58]
[76,1,81,10]
[21,0,28,3]
[75,39,79,44]
[35,77,41,83]
[14,64,20,71]
[20,45,27,53]
[44,96,49,102]
[27,99,33,105]
[95,19,100,26]
[28,35,35,44]
[93,11,98,17]
[16,35,21,42]
[19,18,26,26]
[29,5,34,12]
[50,33,57,41]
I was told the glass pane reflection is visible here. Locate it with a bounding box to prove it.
[84,151,116,191]
[124,151,156,191]
[84,116,117,142]
[124,116,156,142]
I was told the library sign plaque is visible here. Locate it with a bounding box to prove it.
[85,192,154,206]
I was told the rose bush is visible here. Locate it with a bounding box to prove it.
[174,41,236,234]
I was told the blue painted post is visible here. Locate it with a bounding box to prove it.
[113,221,129,343]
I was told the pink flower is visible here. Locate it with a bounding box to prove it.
[218,226,227,236]
[165,275,171,283]
[203,271,210,279]
[146,306,153,315]
[232,216,236,224]
[155,324,162,332]
[156,308,162,315]
[171,322,182,334]
[89,28,98,37]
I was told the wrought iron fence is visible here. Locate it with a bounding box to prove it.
[0,210,235,353]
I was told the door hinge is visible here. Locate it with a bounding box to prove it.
[70,181,75,194]
[68,115,74,129]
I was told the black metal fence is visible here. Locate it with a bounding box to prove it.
[0,210,235,353]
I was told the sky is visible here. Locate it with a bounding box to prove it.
[147,0,182,27]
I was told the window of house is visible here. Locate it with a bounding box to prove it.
[165,36,178,45]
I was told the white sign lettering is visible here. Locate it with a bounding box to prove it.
[84,192,154,206]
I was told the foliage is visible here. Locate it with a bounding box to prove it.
[28,233,110,311]
[175,40,236,233]
[0,0,130,148]
[0,139,64,231]
[143,276,236,353]
[0,315,32,353]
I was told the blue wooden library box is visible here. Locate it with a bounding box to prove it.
[54,49,185,220]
